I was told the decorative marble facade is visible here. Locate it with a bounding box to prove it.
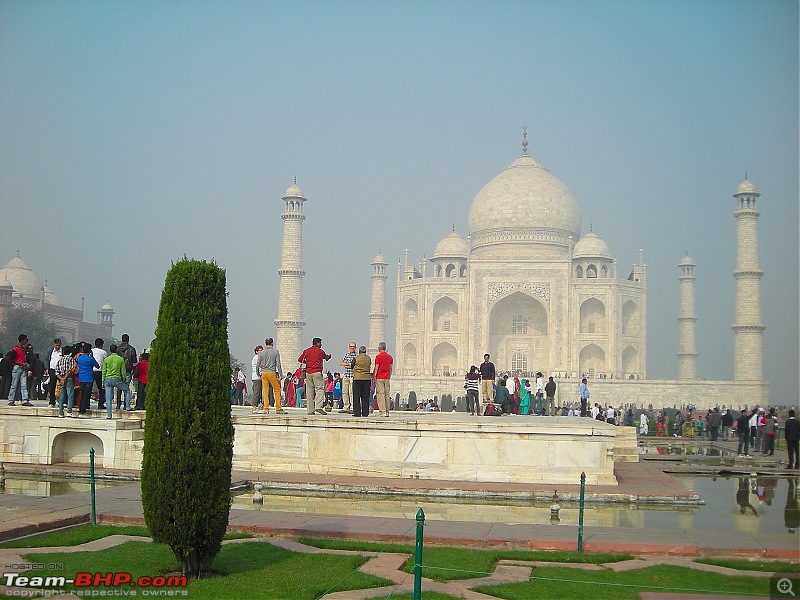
[394,135,647,379]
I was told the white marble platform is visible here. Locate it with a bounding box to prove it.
[0,408,637,486]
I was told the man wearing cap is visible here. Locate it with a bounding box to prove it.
[338,342,357,414]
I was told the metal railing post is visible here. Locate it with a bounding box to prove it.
[577,471,585,553]
[414,508,425,600]
[90,447,96,525]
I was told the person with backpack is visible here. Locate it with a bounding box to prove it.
[116,334,138,409]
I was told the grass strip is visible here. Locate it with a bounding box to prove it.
[694,557,799,573]
[299,536,632,582]
[474,564,770,599]
[1,524,252,548]
[21,541,390,599]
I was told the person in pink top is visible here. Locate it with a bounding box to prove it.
[298,337,331,415]
[372,342,393,417]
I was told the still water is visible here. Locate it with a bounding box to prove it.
[0,476,126,497]
[234,475,799,535]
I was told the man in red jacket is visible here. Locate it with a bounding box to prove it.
[298,337,331,415]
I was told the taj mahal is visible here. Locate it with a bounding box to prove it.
[272,130,768,411]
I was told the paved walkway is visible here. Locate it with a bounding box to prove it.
[0,534,777,599]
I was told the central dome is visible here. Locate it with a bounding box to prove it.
[468,153,582,253]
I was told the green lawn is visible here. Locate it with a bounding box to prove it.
[474,564,770,600]
[299,536,632,582]
[6,527,788,599]
[21,541,390,599]
[694,556,799,573]
[0,524,252,548]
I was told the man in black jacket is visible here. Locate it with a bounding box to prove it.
[785,409,800,469]
[736,410,751,457]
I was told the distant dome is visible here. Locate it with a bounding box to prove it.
[433,231,469,259]
[100,302,114,311]
[468,153,581,253]
[573,231,611,259]
[284,183,304,198]
[679,254,695,266]
[0,255,44,299]
[43,285,61,307]
[736,177,757,195]
[372,253,386,264]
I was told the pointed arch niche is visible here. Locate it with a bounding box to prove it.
[431,342,458,376]
[489,291,548,372]
[579,343,605,378]
[403,298,418,333]
[403,342,417,375]
[622,345,640,378]
[622,300,640,335]
[432,296,458,332]
[580,297,606,334]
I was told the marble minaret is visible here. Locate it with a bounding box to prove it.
[367,253,387,356]
[677,254,698,380]
[274,181,306,366]
[732,175,765,381]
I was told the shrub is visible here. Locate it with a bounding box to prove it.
[141,258,234,578]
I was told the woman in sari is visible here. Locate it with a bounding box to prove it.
[519,378,531,415]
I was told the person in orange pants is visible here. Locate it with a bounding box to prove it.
[258,338,284,414]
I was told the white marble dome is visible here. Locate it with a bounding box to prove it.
[0,255,44,299]
[468,153,582,244]
[573,231,612,259]
[372,253,386,264]
[283,183,304,198]
[433,231,469,258]
[736,178,757,195]
[679,254,695,266]
[43,285,61,307]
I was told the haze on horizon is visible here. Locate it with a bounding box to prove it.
[1,1,797,405]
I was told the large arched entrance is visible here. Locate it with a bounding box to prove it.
[488,291,548,374]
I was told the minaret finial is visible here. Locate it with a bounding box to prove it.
[744,171,748,181]
[293,176,297,185]
[521,124,528,155]
[16,246,20,257]
[452,223,455,233]
[589,222,593,233]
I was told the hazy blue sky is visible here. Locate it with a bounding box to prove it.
[1,0,797,403]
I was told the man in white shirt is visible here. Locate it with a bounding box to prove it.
[534,372,545,415]
[606,405,616,424]
[91,338,108,410]
[46,339,62,408]
[251,345,263,413]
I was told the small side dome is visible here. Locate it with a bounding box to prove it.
[100,302,114,311]
[433,231,469,259]
[572,231,611,259]
[372,253,386,264]
[0,277,13,290]
[737,178,757,195]
[284,183,304,198]
[43,285,61,307]
[679,254,695,266]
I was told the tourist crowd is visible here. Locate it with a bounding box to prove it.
[1,333,147,419]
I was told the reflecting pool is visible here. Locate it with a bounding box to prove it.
[233,475,799,535]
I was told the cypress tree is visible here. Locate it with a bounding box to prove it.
[141,258,234,578]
